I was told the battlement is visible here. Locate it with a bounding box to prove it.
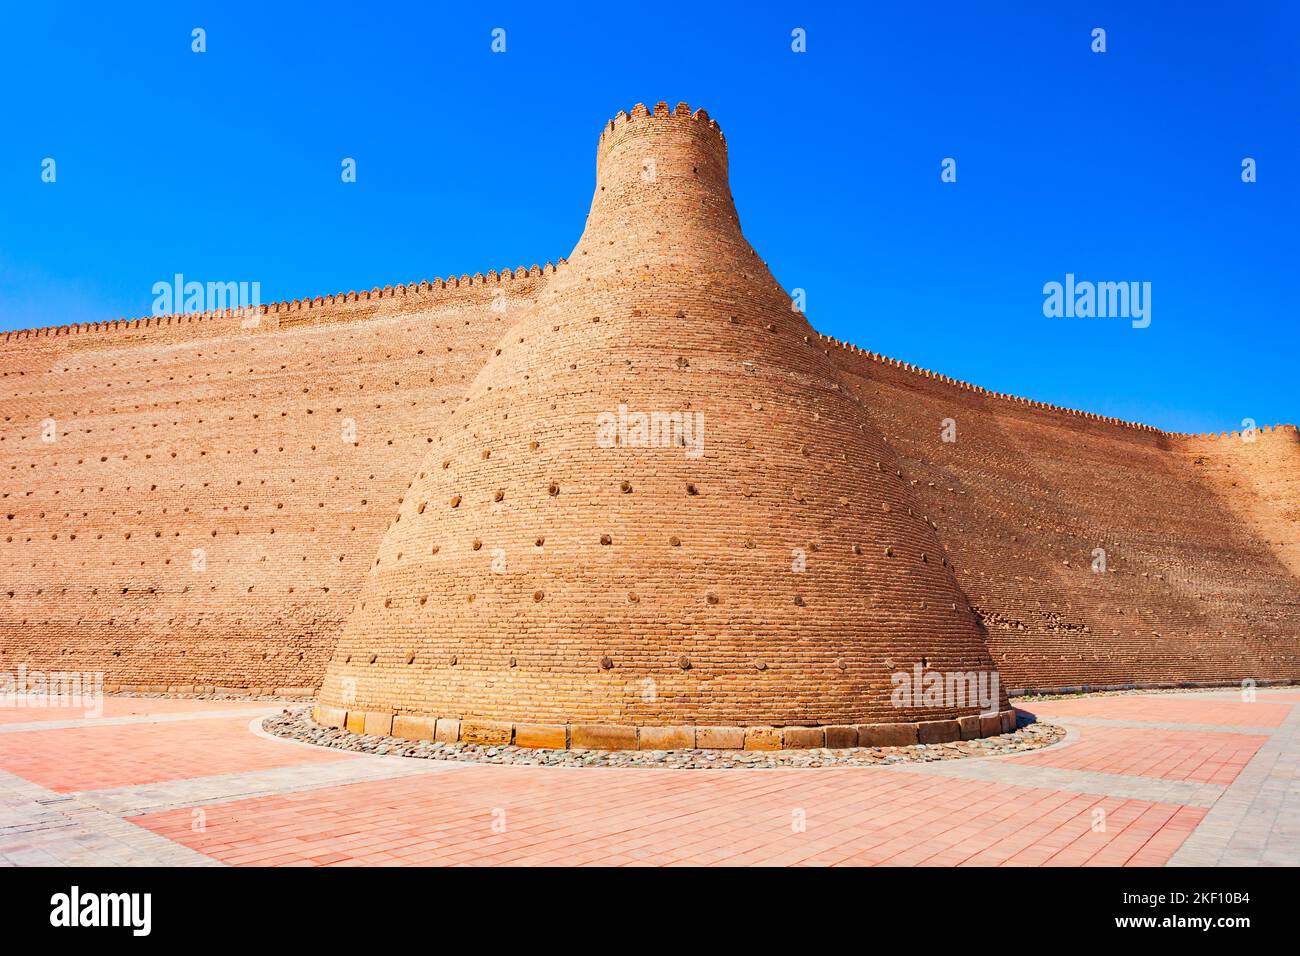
[0,261,566,350]
[817,332,1296,441]
[6,276,1288,444]
[1166,423,1299,443]
[6,270,1287,444]
[596,101,726,159]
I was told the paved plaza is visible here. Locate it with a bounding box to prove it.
[1,689,1296,867]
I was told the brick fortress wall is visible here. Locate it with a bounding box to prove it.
[825,341,1300,691]
[0,270,554,693]
[1,103,1295,709]
[316,102,1004,740]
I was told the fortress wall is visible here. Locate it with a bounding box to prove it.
[0,271,552,692]
[2,96,1294,710]
[4,281,1294,700]
[1173,428,1300,585]
[315,103,1005,736]
[0,266,557,350]
[4,279,1295,701]
[824,341,1300,690]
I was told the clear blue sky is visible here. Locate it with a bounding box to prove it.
[1,1,1295,433]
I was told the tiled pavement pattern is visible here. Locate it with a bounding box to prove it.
[129,766,1206,867]
[0,714,351,793]
[0,696,276,726]
[0,689,1295,866]
[892,748,1226,807]
[1012,696,1292,728]
[0,770,220,867]
[1001,726,1267,785]
[0,706,293,734]
[1167,701,1300,867]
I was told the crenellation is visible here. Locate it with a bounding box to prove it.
[817,328,1291,439]
[1,258,561,353]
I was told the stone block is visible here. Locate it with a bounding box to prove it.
[957,715,982,740]
[571,724,637,750]
[855,722,919,747]
[392,715,435,741]
[1000,709,1018,733]
[696,726,744,749]
[363,711,393,737]
[824,725,858,749]
[515,724,568,749]
[345,711,366,735]
[315,704,347,729]
[434,718,461,743]
[744,726,782,750]
[979,714,1002,738]
[781,726,825,749]
[917,719,961,744]
[638,726,696,750]
[460,719,513,746]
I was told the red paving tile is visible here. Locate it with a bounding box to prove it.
[0,714,350,792]
[1023,696,1290,728]
[0,695,275,725]
[1007,725,1266,784]
[128,764,1204,867]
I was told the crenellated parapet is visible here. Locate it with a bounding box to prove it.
[1166,423,1299,442]
[7,272,1285,443]
[597,101,726,160]
[0,261,566,350]
[582,101,737,244]
[816,332,1296,440]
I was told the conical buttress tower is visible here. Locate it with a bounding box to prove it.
[315,103,1009,749]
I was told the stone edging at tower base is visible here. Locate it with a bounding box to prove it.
[310,705,1020,751]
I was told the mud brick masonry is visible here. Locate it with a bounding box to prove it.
[2,103,1297,749]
